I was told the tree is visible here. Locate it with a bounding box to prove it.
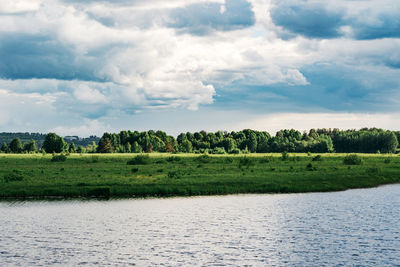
[23,140,37,153]
[124,142,131,153]
[247,132,258,153]
[222,137,236,153]
[43,133,67,153]
[97,137,113,153]
[69,142,77,153]
[165,142,175,153]
[86,141,98,153]
[132,141,142,153]
[9,138,23,153]
[180,139,193,153]
[1,142,8,153]
[77,145,85,153]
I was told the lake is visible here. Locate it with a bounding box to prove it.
[1,185,399,266]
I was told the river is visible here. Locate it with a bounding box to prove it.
[1,185,399,266]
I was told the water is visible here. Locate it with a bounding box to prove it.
[1,185,399,266]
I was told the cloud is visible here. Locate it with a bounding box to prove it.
[0,0,399,136]
[271,3,343,39]
[50,119,109,137]
[0,0,42,14]
[0,33,101,81]
[167,0,255,35]
[236,112,400,135]
[73,84,107,104]
[270,0,400,40]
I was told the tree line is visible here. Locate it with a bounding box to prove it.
[1,128,398,154]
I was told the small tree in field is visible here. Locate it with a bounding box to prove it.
[23,140,37,153]
[1,142,8,153]
[97,137,113,153]
[69,142,76,153]
[43,133,67,153]
[9,138,23,153]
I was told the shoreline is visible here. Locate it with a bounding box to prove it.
[1,183,399,202]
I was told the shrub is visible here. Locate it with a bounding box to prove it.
[343,154,362,165]
[127,155,150,165]
[211,147,226,154]
[384,158,391,164]
[312,155,323,162]
[3,173,24,182]
[306,163,316,171]
[167,171,181,179]
[260,157,271,163]
[196,154,210,163]
[224,157,233,163]
[51,154,67,162]
[366,167,381,175]
[131,168,139,173]
[166,156,181,162]
[281,151,289,161]
[91,156,100,163]
[239,157,255,169]
[229,148,241,154]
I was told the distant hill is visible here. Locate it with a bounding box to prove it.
[0,133,99,148]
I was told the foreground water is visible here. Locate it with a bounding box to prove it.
[1,185,399,266]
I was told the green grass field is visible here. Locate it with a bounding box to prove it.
[1,153,399,199]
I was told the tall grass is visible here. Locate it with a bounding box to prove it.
[0,153,399,199]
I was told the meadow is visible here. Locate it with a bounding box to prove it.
[0,153,399,199]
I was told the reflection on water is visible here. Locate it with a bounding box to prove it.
[1,185,399,266]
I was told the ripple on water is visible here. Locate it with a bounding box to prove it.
[0,185,399,266]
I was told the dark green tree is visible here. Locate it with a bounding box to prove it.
[9,138,23,153]
[97,137,113,153]
[43,133,67,153]
[1,142,9,153]
[69,142,77,153]
[132,141,142,153]
[23,140,37,153]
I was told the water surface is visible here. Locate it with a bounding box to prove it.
[1,185,399,266]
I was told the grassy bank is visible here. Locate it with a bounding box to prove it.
[0,153,399,199]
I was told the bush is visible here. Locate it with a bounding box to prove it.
[211,147,226,154]
[3,173,24,182]
[51,154,67,162]
[167,171,181,179]
[131,168,139,173]
[127,155,150,165]
[229,148,241,154]
[306,163,316,171]
[91,156,100,163]
[166,156,181,162]
[238,157,255,169]
[384,158,391,164]
[260,157,271,163]
[366,167,381,175]
[312,155,323,162]
[196,154,210,163]
[281,151,289,161]
[343,154,362,165]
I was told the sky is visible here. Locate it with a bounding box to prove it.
[0,0,400,137]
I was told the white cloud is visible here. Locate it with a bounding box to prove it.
[0,0,399,135]
[73,84,107,104]
[0,0,42,14]
[236,113,400,135]
[50,119,109,137]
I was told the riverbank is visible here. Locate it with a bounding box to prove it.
[1,153,399,199]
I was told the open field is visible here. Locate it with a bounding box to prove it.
[1,153,399,199]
